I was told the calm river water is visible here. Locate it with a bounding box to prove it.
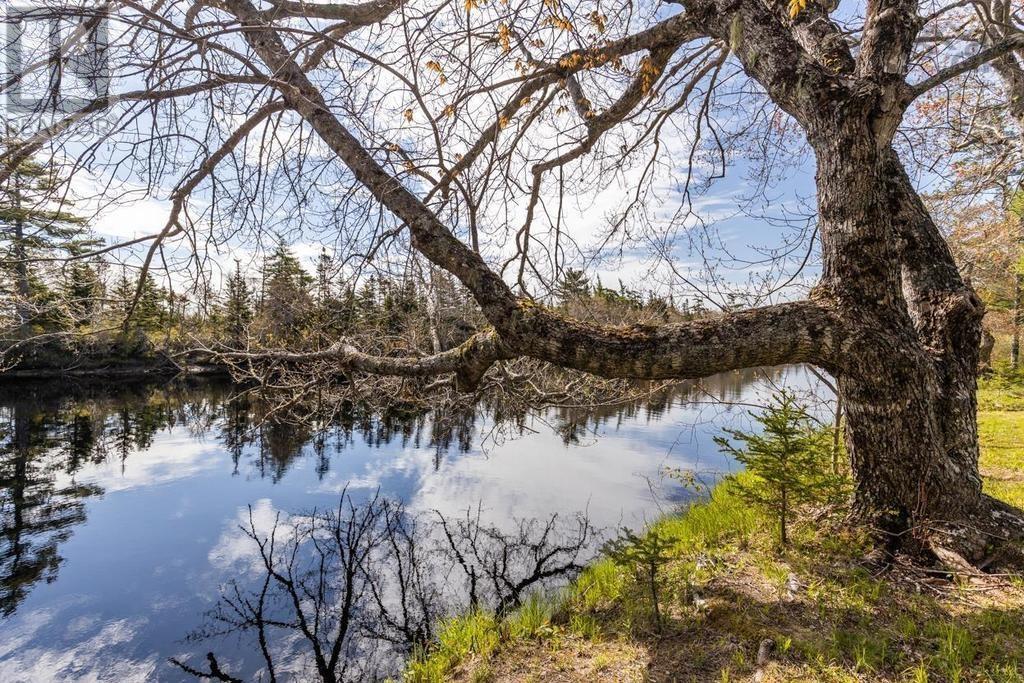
[0,367,822,681]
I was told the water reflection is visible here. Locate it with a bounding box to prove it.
[0,402,100,617]
[175,490,594,682]
[0,366,816,681]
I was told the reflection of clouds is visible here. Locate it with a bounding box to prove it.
[309,472,387,493]
[0,366,830,681]
[294,408,722,532]
[306,446,427,496]
[65,614,103,639]
[346,368,821,532]
[54,436,223,494]
[408,430,686,531]
[0,608,157,683]
[208,498,293,574]
[0,604,61,660]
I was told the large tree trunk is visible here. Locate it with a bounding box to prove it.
[813,121,986,549]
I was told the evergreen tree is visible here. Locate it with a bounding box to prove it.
[0,159,99,333]
[714,392,842,546]
[603,526,673,628]
[337,284,358,333]
[111,271,165,334]
[223,260,254,346]
[312,249,348,339]
[163,290,189,342]
[315,248,334,304]
[61,261,103,329]
[258,239,312,343]
[556,268,590,304]
[383,277,419,334]
[356,276,381,330]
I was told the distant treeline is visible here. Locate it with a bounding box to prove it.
[1,161,709,371]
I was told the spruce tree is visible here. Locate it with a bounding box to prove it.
[714,391,842,546]
[556,268,590,305]
[111,271,165,335]
[356,276,381,330]
[223,260,253,346]
[0,159,99,333]
[61,261,103,329]
[258,238,312,343]
[312,249,346,339]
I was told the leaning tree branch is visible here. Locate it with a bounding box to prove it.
[222,0,521,325]
[215,0,849,386]
[209,328,512,391]
[262,0,402,22]
[506,299,846,379]
[212,298,846,391]
[908,33,1024,99]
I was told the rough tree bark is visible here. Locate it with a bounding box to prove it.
[683,0,1005,557]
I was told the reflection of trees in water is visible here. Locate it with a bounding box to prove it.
[0,367,776,618]
[547,366,781,445]
[0,380,225,616]
[0,396,100,615]
[172,490,593,682]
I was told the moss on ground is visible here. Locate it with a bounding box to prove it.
[405,382,1024,682]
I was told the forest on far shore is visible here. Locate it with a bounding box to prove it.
[2,157,1023,378]
[0,161,724,374]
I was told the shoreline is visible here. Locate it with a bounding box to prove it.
[405,378,1024,682]
[0,360,230,381]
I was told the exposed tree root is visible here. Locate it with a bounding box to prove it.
[928,495,1024,573]
[861,496,1024,581]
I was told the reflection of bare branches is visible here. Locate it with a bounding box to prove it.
[436,505,592,617]
[172,490,595,681]
[360,506,439,652]
[169,653,243,683]
[174,489,401,682]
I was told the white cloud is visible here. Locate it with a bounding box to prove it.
[0,613,157,683]
[54,435,224,494]
[208,498,294,574]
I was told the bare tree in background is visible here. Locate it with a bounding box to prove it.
[3,0,1024,563]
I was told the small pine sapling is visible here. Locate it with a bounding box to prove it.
[604,526,673,628]
[715,391,842,546]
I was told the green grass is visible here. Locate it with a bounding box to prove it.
[978,371,1024,412]
[407,382,1024,682]
[405,610,501,683]
[980,410,1024,509]
[979,375,1024,510]
[649,475,762,552]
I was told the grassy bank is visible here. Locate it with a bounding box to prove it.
[405,380,1024,682]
